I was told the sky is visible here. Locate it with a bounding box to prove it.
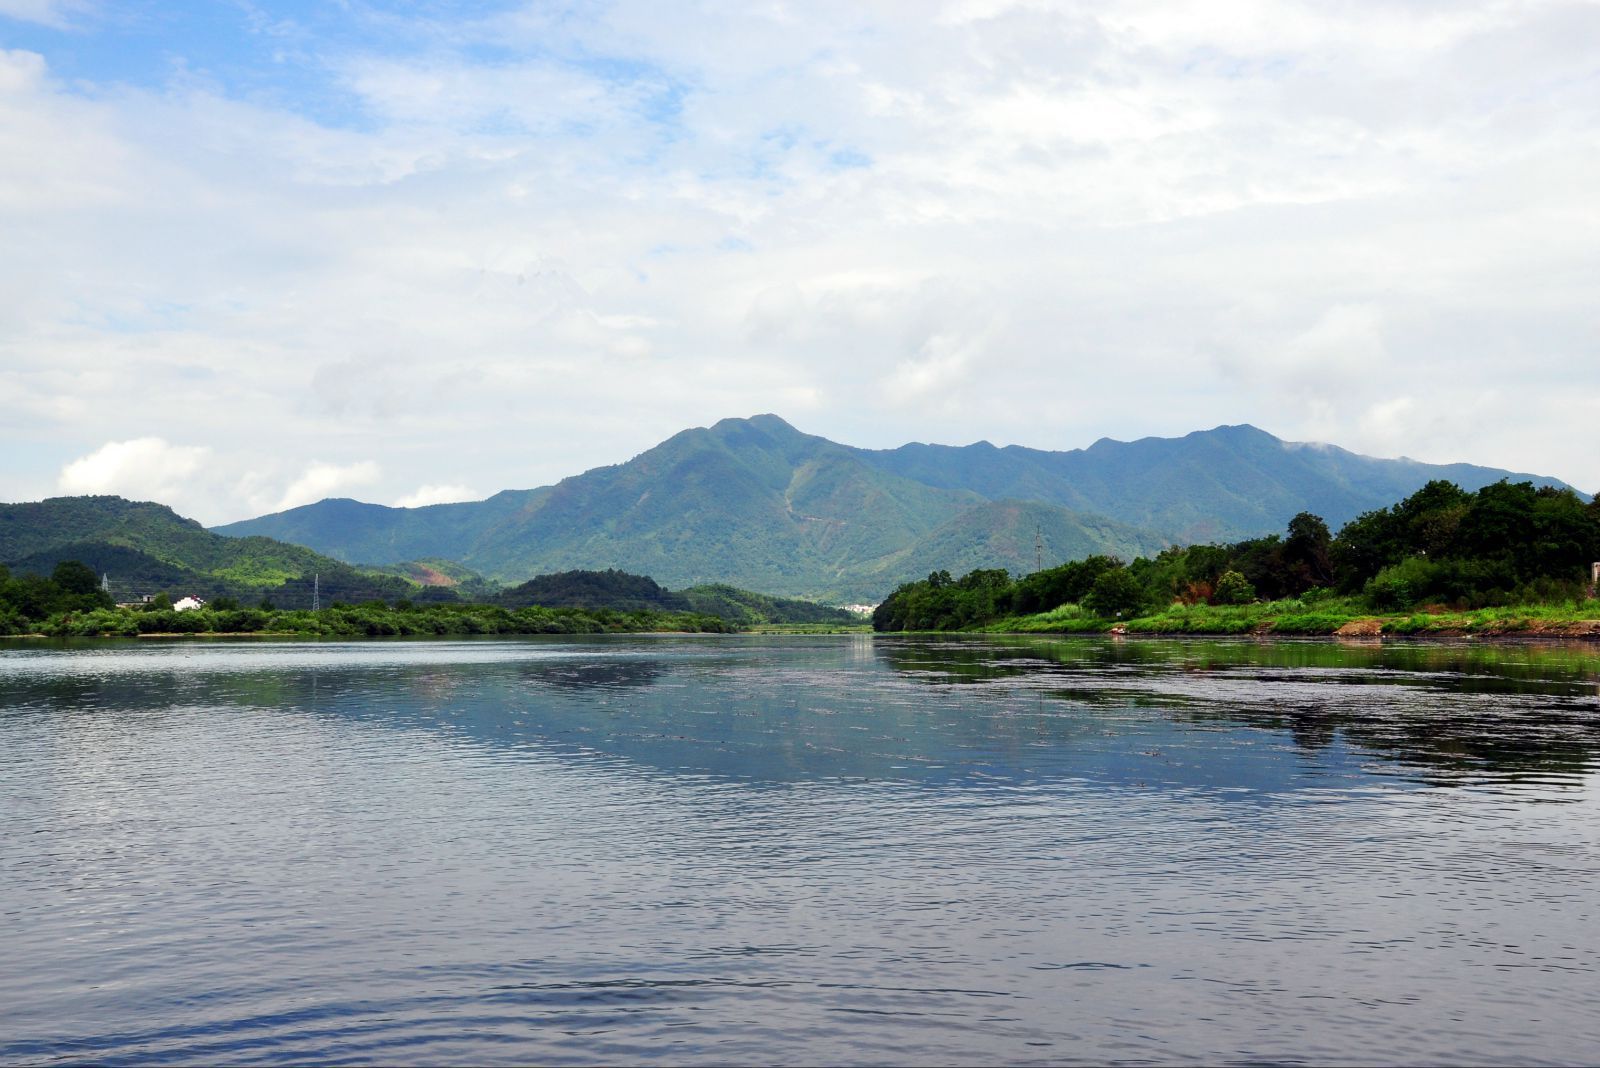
[1,0,1596,525]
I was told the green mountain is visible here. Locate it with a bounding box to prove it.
[857,499,1164,586]
[857,423,1575,545]
[0,496,414,607]
[217,490,549,567]
[213,415,1577,601]
[218,416,1158,600]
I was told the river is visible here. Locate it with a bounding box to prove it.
[2,635,1598,1065]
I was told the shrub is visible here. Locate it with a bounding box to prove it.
[1365,557,1435,611]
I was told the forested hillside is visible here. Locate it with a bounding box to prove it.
[0,496,412,607]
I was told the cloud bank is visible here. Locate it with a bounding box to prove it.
[57,438,210,504]
[1,0,1596,524]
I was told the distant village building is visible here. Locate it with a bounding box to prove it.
[172,596,206,612]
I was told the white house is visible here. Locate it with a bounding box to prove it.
[172,596,206,612]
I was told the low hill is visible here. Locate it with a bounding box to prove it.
[498,569,689,612]
[0,496,414,607]
[496,568,854,624]
[678,584,856,625]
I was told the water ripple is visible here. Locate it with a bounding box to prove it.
[2,635,1599,1065]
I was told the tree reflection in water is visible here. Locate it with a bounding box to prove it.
[875,636,1600,787]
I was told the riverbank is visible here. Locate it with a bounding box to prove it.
[977,598,1600,639]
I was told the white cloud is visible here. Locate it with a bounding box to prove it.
[1357,396,1417,456]
[0,1,90,29]
[51,440,389,525]
[393,483,479,509]
[276,461,381,513]
[2,0,1598,512]
[57,438,210,504]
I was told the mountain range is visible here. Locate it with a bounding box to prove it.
[213,415,1575,601]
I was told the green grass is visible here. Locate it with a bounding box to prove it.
[985,596,1600,638]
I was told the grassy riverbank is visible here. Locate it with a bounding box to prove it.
[982,595,1600,638]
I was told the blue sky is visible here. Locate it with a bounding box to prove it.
[2,0,1597,522]
[2,2,684,129]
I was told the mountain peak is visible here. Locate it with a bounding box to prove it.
[708,413,803,438]
[1196,423,1276,440]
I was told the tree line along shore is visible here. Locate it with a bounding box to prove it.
[873,479,1600,637]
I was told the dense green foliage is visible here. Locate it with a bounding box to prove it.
[1328,480,1600,604]
[499,568,689,611]
[678,584,855,625]
[874,480,1600,632]
[496,569,853,623]
[215,416,1572,600]
[0,561,115,632]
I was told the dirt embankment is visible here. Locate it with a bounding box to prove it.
[1331,617,1600,639]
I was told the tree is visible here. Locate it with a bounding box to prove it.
[51,560,100,597]
[1009,555,1119,614]
[1230,535,1288,600]
[47,560,113,612]
[1331,508,1398,591]
[1083,567,1146,618]
[1282,512,1332,592]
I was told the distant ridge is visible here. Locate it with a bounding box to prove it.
[854,422,1574,546]
[212,416,1576,600]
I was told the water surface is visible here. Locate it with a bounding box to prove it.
[3,635,1599,1065]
